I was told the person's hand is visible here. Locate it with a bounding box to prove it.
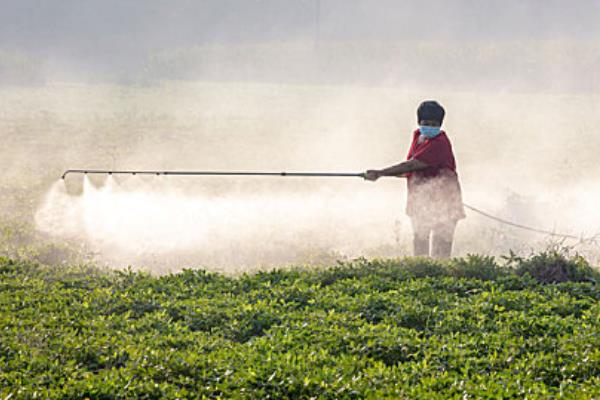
[364,170,381,181]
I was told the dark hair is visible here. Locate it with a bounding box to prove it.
[417,100,445,125]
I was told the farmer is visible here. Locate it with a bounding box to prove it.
[365,100,465,258]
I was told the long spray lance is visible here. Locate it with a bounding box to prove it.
[61,169,367,179]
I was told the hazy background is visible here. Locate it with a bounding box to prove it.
[2,0,600,89]
[1,0,600,271]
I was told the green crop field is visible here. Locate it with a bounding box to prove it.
[1,252,598,399]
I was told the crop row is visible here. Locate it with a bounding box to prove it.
[0,252,598,399]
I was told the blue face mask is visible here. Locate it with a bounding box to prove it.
[419,125,441,139]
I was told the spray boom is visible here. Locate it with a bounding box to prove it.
[61,169,366,180]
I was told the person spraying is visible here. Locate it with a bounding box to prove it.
[365,100,465,258]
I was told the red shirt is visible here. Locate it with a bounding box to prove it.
[405,129,465,222]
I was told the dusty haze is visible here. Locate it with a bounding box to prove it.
[1,1,600,271]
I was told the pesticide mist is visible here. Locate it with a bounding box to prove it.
[17,82,597,272]
[2,1,600,271]
[36,174,411,272]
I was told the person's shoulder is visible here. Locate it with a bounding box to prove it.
[438,131,452,143]
[437,131,456,152]
[425,131,453,152]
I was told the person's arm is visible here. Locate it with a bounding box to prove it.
[365,159,428,181]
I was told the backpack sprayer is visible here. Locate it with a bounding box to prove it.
[60,168,599,244]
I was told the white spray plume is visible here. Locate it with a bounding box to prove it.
[36,175,413,272]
